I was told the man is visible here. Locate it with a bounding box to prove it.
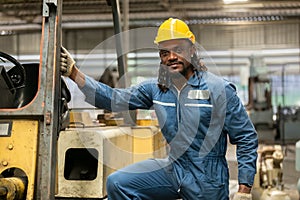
[61,18,258,200]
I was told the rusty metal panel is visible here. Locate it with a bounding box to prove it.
[36,0,62,199]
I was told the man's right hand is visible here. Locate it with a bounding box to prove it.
[60,46,75,77]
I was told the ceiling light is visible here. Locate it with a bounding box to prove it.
[223,0,248,4]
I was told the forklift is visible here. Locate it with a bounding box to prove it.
[0,1,166,199]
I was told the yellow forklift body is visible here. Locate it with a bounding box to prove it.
[0,120,39,200]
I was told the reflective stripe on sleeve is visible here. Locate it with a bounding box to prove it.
[153,100,176,107]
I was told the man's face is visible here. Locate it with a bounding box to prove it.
[158,39,195,78]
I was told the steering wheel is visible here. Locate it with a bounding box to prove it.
[0,51,26,89]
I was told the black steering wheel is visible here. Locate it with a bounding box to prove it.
[0,51,26,89]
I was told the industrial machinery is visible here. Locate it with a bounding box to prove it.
[246,55,300,143]
[55,113,165,199]
[252,145,292,200]
[246,55,276,143]
[246,56,300,200]
[0,0,167,199]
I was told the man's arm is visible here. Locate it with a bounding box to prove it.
[224,84,258,196]
[60,46,154,111]
[69,65,86,88]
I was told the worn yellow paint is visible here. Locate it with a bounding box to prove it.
[132,126,167,163]
[0,120,39,200]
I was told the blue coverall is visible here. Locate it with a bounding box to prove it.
[80,69,258,200]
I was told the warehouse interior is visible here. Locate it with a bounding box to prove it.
[0,0,300,199]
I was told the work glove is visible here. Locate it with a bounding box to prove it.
[232,192,252,200]
[60,46,75,77]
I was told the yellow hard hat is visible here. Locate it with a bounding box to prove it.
[154,18,195,44]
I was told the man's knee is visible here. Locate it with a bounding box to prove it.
[106,171,119,192]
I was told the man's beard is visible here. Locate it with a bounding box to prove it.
[169,63,193,79]
[169,70,183,79]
